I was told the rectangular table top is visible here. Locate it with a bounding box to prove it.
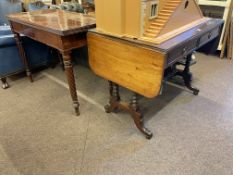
[7,9,96,36]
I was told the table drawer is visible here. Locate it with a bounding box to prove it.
[167,38,198,66]
[166,26,220,67]
[11,22,61,49]
[197,26,220,48]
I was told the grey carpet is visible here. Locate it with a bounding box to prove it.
[0,53,232,175]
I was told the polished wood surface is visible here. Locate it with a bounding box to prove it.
[87,18,223,138]
[88,19,223,98]
[10,21,87,51]
[8,9,96,115]
[88,32,166,98]
[7,9,96,36]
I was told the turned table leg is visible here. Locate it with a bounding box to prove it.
[105,81,120,113]
[174,54,200,95]
[182,55,200,95]
[61,51,80,116]
[105,81,153,139]
[13,32,33,82]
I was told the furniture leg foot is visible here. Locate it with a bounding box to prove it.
[183,71,199,96]
[192,88,200,95]
[26,70,33,82]
[74,101,80,116]
[105,99,120,113]
[185,82,200,95]
[1,78,9,89]
[186,84,199,95]
[130,94,153,139]
[105,103,117,113]
[131,111,153,139]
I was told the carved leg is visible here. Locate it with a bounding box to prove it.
[175,55,199,95]
[182,55,199,95]
[105,81,121,113]
[1,78,9,89]
[104,82,152,139]
[130,94,153,139]
[182,71,199,95]
[13,32,33,82]
[61,51,80,116]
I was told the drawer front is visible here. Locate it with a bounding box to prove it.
[167,38,198,66]
[167,26,220,67]
[198,27,220,48]
[10,22,61,50]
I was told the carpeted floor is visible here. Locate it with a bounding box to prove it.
[0,53,232,175]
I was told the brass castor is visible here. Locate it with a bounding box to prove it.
[75,107,80,116]
[1,78,9,89]
[2,83,9,89]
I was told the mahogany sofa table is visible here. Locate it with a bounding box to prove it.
[7,9,96,115]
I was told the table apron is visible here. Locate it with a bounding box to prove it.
[10,21,87,52]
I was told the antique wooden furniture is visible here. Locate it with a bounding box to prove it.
[88,0,223,139]
[88,19,223,139]
[7,9,96,115]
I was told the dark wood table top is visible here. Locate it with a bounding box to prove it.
[7,9,96,36]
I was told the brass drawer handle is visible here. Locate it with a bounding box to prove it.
[208,32,212,39]
[183,48,187,57]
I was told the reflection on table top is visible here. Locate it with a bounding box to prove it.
[7,9,96,36]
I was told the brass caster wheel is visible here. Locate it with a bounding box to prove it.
[144,129,153,140]
[2,83,9,89]
[75,107,80,116]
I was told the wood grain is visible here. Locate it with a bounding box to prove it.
[88,32,166,98]
[8,9,96,115]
